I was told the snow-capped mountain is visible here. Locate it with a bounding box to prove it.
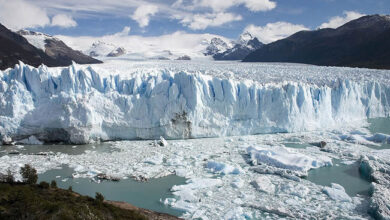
[87,41,126,57]
[213,32,263,60]
[107,47,126,57]
[203,37,232,56]
[16,29,102,66]
[0,23,101,70]
[237,31,254,45]
[0,24,54,70]
[58,32,233,61]
[87,41,116,57]
[16,30,54,51]
[237,32,264,50]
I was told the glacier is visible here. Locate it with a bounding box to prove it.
[1,60,390,144]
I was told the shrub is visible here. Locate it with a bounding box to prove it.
[39,181,50,189]
[6,169,14,184]
[20,164,38,185]
[95,192,104,203]
[50,180,57,188]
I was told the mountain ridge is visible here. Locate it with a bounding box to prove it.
[204,32,264,60]
[17,30,102,66]
[243,14,390,69]
[0,24,101,70]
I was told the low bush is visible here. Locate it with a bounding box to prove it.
[50,180,57,188]
[20,164,37,185]
[39,181,50,189]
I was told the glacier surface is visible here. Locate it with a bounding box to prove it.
[1,60,390,144]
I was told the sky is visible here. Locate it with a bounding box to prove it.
[0,0,389,44]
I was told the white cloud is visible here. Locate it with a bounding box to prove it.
[244,22,309,43]
[318,11,365,29]
[0,0,277,32]
[131,5,158,28]
[179,12,242,30]
[51,14,77,28]
[171,0,275,30]
[175,0,276,12]
[0,0,50,29]
[114,26,131,37]
[243,0,276,12]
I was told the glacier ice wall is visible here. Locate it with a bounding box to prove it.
[0,62,390,144]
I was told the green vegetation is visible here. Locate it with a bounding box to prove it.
[95,192,105,203]
[5,169,14,184]
[0,183,147,220]
[20,164,38,185]
[39,181,50,189]
[50,180,57,188]
[0,164,147,220]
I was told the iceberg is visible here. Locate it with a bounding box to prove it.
[251,176,275,194]
[206,161,242,175]
[247,146,332,174]
[0,61,390,144]
[322,183,352,202]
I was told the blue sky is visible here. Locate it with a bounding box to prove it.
[0,0,389,42]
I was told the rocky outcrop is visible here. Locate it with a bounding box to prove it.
[176,55,191,60]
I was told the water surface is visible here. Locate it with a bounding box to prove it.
[306,160,371,197]
[283,143,310,149]
[38,166,186,217]
[366,117,390,149]
[0,142,118,157]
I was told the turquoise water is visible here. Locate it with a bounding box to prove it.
[38,166,186,217]
[1,142,186,216]
[306,160,371,197]
[366,117,390,149]
[283,143,310,149]
[367,117,390,135]
[0,142,118,157]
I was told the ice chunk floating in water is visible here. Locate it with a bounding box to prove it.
[247,145,332,175]
[1,61,390,144]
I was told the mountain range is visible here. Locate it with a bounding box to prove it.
[243,15,390,69]
[1,14,390,70]
[204,32,264,60]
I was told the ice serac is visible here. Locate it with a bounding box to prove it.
[0,62,390,144]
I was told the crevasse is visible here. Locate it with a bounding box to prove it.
[0,62,389,144]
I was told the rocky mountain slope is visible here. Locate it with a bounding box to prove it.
[0,24,101,70]
[17,30,102,66]
[0,24,59,70]
[243,15,390,69]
